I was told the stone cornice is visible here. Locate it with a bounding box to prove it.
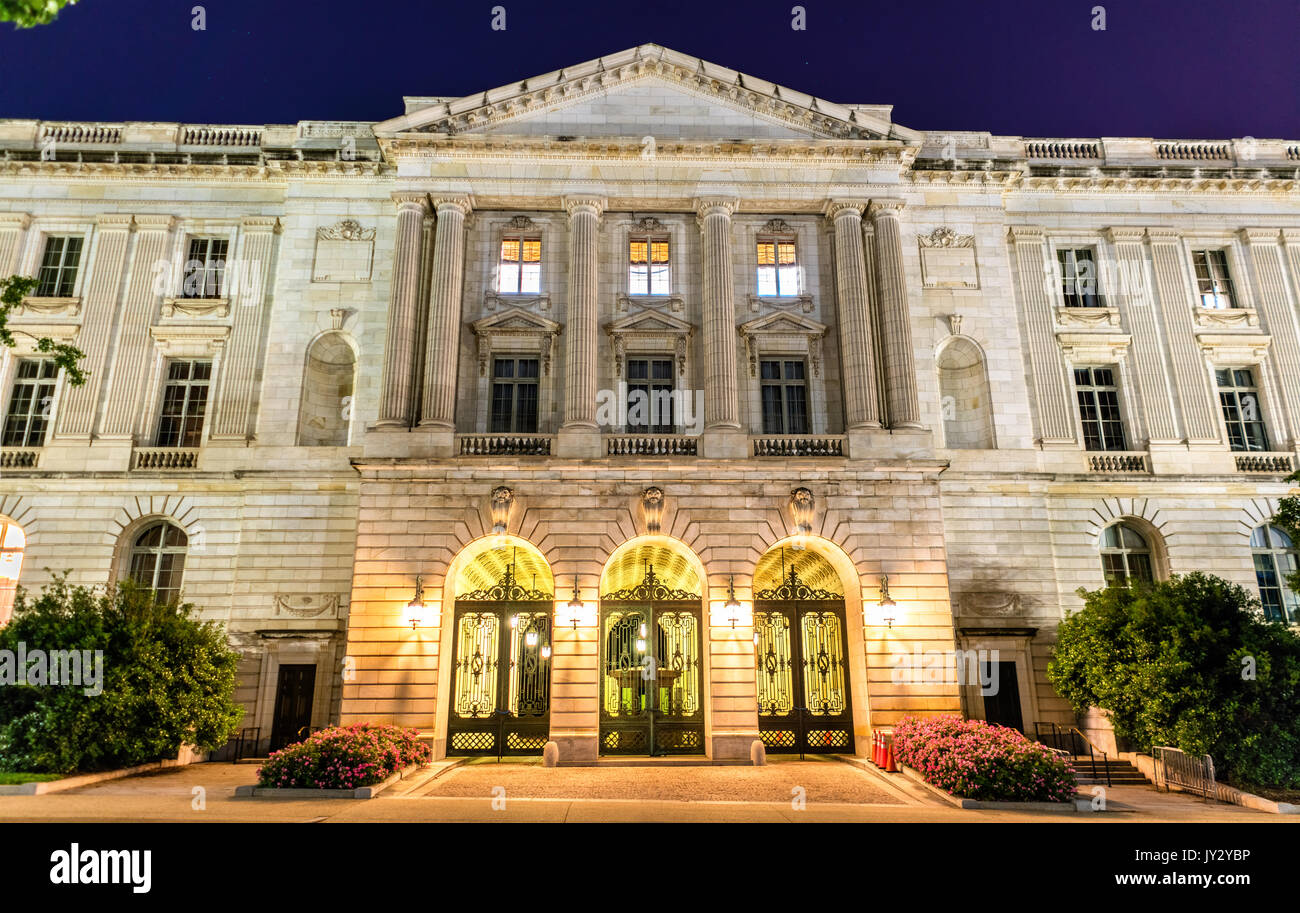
[0,159,384,181]
[1017,174,1299,195]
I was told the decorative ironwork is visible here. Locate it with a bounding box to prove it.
[601,561,699,601]
[755,564,841,602]
[457,549,554,601]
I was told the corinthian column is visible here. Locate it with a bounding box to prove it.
[556,196,604,458]
[826,200,880,429]
[869,199,921,429]
[697,199,742,437]
[375,192,429,428]
[419,196,472,430]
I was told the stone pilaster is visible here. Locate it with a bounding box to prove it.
[1104,227,1177,444]
[826,200,880,430]
[869,200,921,429]
[1241,228,1300,447]
[1008,226,1076,445]
[374,192,429,428]
[0,213,30,275]
[419,196,472,431]
[556,196,605,459]
[696,197,746,459]
[54,214,132,440]
[99,215,175,440]
[1147,229,1220,443]
[210,217,280,441]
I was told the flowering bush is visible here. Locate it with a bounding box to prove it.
[892,715,1077,802]
[256,723,430,789]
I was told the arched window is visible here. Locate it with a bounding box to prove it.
[936,337,994,449]
[1100,523,1154,586]
[128,522,188,604]
[0,519,26,624]
[1251,524,1299,624]
[297,334,356,446]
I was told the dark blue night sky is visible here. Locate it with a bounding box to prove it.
[0,0,1295,138]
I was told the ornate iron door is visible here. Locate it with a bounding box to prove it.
[755,566,855,754]
[600,565,703,755]
[447,561,552,756]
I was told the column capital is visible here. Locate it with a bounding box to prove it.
[133,214,175,232]
[0,212,31,229]
[867,198,905,218]
[1238,227,1283,245]
[1282,229,1300,246]
[694,197,737,219]
[1104,226,1146,244]
[824,199,868,220]
[432,195,473,217]
[392,191,430,212]
[94,213,134,231]
[562,195,606,218]
[1008,225,1046,243]
[1145,228,1181,245]
[239,216,282,234]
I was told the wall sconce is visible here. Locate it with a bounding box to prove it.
[877,575,897,628]
[404,576,426,630]
[725,575,741,628]
[566,575,583,629]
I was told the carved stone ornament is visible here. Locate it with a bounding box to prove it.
[918,226,975,248]
[633,216,667,233]
[161,298,230,319]
[641,486,665,534]
[956,592,1024,618]
[507,215,537,230]
[490,486,514,534]
[761,218,794,234]
[13,297,80,318]
[316,219,375,242]
[789,487,814,537]
[1054,306,1122,329]
[273,594,341,618]
[945,313,963,336]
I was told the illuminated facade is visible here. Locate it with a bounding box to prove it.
[0,45,1297,760]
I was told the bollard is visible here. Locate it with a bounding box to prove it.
[750,739,767,767]
[542,740,560,768]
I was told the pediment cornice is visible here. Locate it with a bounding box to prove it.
[471,306,561,336]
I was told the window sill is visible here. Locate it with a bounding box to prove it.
[161,297,230,318]
[14,296,81,318]
[748,293,812,313]
[1054,305,1120,328]
[616,294,683,312]
[1193,306,1259,329]
[484,291,550,312]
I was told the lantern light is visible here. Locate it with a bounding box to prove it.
[566,575,583,629]
[878,575,897,628]
[541,644,552,660]
[404,576,426,630]
[725,574,741,628]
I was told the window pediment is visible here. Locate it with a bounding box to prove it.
[739,312,827,377]
[471,307,560,377]
[605,307,694,379]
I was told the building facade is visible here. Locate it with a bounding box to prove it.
[0,45,1297,760]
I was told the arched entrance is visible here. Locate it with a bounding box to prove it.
[446,540,554,756]
[599,539,704,756]
[754,545,855,754]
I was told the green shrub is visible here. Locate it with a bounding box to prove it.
[257,724,431,789]
[1047,572,1300,788]
[0,576,243,774]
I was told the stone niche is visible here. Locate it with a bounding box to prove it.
[918,227,979,290]
[312,219,375,283]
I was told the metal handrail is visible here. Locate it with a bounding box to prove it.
[1034,722,1111,787]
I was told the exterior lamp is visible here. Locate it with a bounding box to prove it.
[877,575,896,629]
[404,576,426,630]
[525,628,538,648]
[725,575,741,628]
[567,575,583,629]
[541,643,552,660]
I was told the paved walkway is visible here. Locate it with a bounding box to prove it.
[0,759,1291,823]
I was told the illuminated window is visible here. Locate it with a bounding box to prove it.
[628,235,670,295]
[0,519,25,625]
[756,237,799,297]
[1192,250,1236,309]
[34,236,83,297]
[1252,524,1299,625]
[1100,523,1154,586]
[128,522,188,605]
[498,236,542,294]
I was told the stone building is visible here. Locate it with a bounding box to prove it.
[0,45,1296,761]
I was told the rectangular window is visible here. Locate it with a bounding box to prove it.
[756,238,799,297]
[498,237,542,295]
[625,357,675,433]
[1192,250,1236,309]
[1216,367,1269,451]
[182,238,229,299]
[1057,248,1103,308]
[489,357,539,433]
[1,359,59,447]
[155,360,211,448]
[1073,366,1127,451]
[628,236,670,295]
[34,236,83,297]
[760,359,809,435]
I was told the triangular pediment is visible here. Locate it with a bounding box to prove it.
[740,312,827,337]
[472,307,559,336]
[607,307,694,336]
[377,45,916,144]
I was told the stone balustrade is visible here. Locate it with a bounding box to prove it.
[131,448,199,470]
[1234,453,1296,474]
[605,435,699,456]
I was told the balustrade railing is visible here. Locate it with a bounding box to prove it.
[1234,452,1295,473]
[131,448,199,470]
[0,447,40,469]
[1087,452,1149,473]
[752,435,845,457]
[457,434,552,456]
[605,434,698,456]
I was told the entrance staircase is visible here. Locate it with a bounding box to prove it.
[1070,756,1149,787]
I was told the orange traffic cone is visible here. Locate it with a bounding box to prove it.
[883,733,897,772]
